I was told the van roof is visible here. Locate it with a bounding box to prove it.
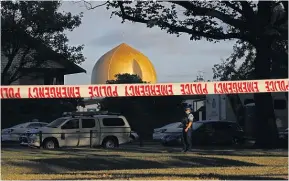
[62,111,122,117]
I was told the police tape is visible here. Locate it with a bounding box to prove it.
[0,79,288,99]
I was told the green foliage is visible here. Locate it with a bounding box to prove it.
[1,1,85,84]
[106,73,147,84]
[212,39,288,81]
[100,73,184,138]
[212,41,256,81]
[106,1,258,42]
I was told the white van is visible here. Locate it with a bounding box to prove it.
[28,112,131,149]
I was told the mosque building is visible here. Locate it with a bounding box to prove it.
[78,43,158,111]
[91,43,157,84]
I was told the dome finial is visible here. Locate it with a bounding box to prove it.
[121,31,126,45]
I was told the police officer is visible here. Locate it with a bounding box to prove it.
[181,107,194,152]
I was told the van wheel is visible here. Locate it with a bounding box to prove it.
[43,139,57,149]
[103,138,118,149]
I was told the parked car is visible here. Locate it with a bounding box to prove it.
[161,122,202,146]
[28,111,132,149]
[153,122,183,141]
[161,132,182,146]
[1,122,48,142]
[161,120,245,146]
[19,128,41,146]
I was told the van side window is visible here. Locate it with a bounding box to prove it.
[228,123,240,131]
[82,119,95,128]
[212,122,228,131]
[102,118,125,126]
[204,123,213,131]
[274,99,286,110]
[61,119,79,129]
[27,123,41,128]
[41,123,48,127]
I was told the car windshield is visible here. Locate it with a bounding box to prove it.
[162,122,181,128]
[11,123,27,128]
[46,118,68,128]
[192,122,203,130]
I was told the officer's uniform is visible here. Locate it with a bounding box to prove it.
[181,113,194,152]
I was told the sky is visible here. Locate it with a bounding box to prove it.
[61,1,236,85]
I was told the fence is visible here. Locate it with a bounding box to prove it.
[1,79,288,99]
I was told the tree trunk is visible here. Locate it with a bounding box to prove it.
[251,1,279,148]
[253,41,279,148]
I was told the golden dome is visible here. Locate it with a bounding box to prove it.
[91,43,157,84]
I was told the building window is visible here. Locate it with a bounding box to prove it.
[244,99,254,105]
[274,99,286,110]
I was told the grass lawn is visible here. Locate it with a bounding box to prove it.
[1,145,288,180]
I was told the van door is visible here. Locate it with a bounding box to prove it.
[60,118,80,147]
[101,117,130,145]
[79,118,100,147]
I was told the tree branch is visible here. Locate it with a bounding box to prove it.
[84,1,108,10]
[170,1,247,31]
[117,2,243,41]
[1,43,21,84]
[240,1,256,23]
[8,47,31,84]
[223,1,243,15]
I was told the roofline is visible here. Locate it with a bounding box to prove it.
[21,29,86,74]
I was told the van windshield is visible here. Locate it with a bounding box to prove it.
[11,123,27,128]
[46,118,68,128]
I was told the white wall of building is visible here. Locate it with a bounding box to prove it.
[184,99,204,112]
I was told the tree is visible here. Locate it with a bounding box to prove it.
[213,41,255,81]
[100,73,184,142]
[96,1,288,147]
[212,13,288,136]
[1,1,85,85]
[106,73,148,84]
[213,41,287,81]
